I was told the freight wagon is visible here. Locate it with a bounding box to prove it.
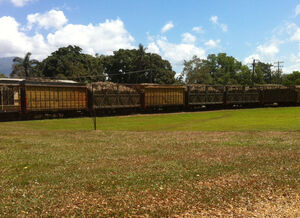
[297,86,300,103]
[187,85,225,107]
[225,86,260,105]
[260,85,298,105]
[1,78,300,121]
[0,79,88,120]
[89,83,141,115]
[136,84,186,111]
[24,81,87,112]
[0,79,22,121]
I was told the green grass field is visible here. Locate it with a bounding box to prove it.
[4,106,300,131]
[0,107,300,216]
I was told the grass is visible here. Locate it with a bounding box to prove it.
[0,107,300,216]
[3,106,300,131]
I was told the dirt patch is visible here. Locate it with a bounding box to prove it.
[179,191,300,217]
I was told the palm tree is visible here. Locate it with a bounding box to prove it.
[10,52,39,78]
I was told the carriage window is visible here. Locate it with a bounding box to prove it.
[0,86,19,112]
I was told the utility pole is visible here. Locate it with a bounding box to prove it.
[273,61,284,74]
[251,59,257,86]
[273,61,284,84]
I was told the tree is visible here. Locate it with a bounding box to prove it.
[212,53,242,85]
[182,56,212,84]
[10,52,39,78]
[38,45,105,82]
[0,73,6,78]
[236,65,252,85]
[103,44,176,84]
[253,62,284,85]
[252,62,267,84]
[282,71,300,86]
[183,53,243,85]
[85,54,106,82]
[271,68,283,84]
[255,62,272,84]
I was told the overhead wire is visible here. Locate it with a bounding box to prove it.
[20,69,153,81]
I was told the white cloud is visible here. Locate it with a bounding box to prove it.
[210,16,218,24]
[0,16,37,57]
[192,26,204,33]
[220,24,228,32]
[210,15,228,32]
[10,0,34,7]
[285,52,300,73]
[47,19,135,56]
[205,39,221,48]
[244,22,300,73]
[155,38,205,66]
[281,22,300,42]
[244,41,281,66]
[161,21,174,33]
[244,54,260,64]
[147,42,160,54]
[257,42,280,57]
[291,28,300,41]
[0,16,135,60]
[27,10,68,30]
[295,4,300,16]
[181,33,196,44]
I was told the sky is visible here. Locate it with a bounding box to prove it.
[0,0,300,74]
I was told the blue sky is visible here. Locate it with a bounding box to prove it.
[0,0,300,73]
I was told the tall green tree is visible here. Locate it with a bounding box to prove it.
[236,65,252,85]
[10,52,40,78]
[38,45,105,82]
[103,44,176,84]
[85,54,106,82]
[282,71,300,85]
[254,62,272,84]
[213,53,242,85]
[183,53,243,85]
[271,68,283,84]
[182,56,212,84]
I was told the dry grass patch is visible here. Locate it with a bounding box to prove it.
[0,127,300,216]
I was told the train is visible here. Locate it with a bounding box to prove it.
[0,78,300,121]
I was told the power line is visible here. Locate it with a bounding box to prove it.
[21,69,153,81]
[105,69,152,76]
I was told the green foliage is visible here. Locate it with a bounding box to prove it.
[236,65,252,85]
[11,46,300,86]
[254,62,283,84]
[103,44,176,84]
[183,53,244,85]
[282,71,300,86]
[211,53,242,85]
[0,72,7,78]
[38,45,105,82]
[183,56,213,84]
[255,62,272,84]
[36,44,175,84]
[10,52,40,78]
[183,53,293,86]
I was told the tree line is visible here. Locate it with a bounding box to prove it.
[5,44,300,86]
[181,54,300,86]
